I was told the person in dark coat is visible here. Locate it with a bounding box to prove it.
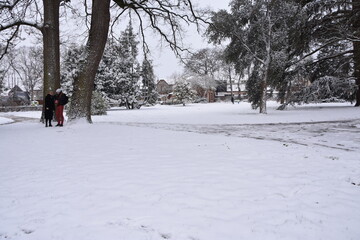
[44,91,55,127]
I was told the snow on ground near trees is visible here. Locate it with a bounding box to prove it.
[0,117,13,125]
[1,102,360,240]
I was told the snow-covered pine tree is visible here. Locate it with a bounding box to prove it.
[296,0,360,106]
[96,22,142,109]
[173,82,194,106]
[61,44,85,95]
[207,0,303,113]
[291,76,357,103]
[91,90,109,115]
[140,58,158,105]
[285,42,356,105]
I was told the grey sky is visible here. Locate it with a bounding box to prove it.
[152,0,230,80]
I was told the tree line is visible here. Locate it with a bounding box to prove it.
[1,0,359,121]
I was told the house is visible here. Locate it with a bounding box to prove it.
[192,84,216,103]
[156,79,174,103]
[1,85,31,106]
[215,80,248,101]
[156,79,173,94]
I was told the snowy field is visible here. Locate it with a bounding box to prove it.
[1,102,360,240]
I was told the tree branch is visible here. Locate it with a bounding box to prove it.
[0,20,42,31]
[0,25,20,61]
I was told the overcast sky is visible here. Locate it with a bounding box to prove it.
[151,0,230,80]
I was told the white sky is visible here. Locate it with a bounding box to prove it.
[152,0,231,80]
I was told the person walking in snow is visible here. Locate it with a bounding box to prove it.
[44,90,55,127]
[55,88,68,127]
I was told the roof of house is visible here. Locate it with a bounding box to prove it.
[9,85,24,94]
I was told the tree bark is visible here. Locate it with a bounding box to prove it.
[259,66,268,114]
[353,0,360,106]
[259,2,272,114]
[228,66,234,103]
[354,41,360,106]
[67,0,111,123]
[42,0,61,118]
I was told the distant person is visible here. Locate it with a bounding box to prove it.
[55,88,68,127]
[44,91,55,127]
[231,96,235,104]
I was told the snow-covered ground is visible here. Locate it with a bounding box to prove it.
[1,102,360,240]
[0,116,14,125]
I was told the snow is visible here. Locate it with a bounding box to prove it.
[0,117,14,125]
[1,102,360,240]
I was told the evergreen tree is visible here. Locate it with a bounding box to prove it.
[96,23,142,109]
[295,0,360,106]
[91,90,109,115]
[173,82,194,106]
[289,76,356,104]
[141,59,158,105]
[61,44,85,95]
[207,0,302,113]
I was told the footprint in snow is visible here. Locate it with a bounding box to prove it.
[21,229,34,234]
[160,233,171,239]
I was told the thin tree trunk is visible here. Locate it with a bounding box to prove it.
[41,0,60,120]
[229,66,234,103]
[67,0,111,123]
[353,0,360,106]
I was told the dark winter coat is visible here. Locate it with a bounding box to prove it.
[44,94,55,119]
[55,92,68,106]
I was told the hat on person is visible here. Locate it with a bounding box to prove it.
[56,88,62,93]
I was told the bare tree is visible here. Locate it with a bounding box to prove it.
[16,47,43,100]
[1,0,69,117]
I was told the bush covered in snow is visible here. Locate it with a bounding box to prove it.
[173,82,195,106]
[91,90,109,115]
[291,76,357,104]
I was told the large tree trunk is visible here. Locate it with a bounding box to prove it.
[67,0,111,123]
[42,0,61,119]
[259,4,272,114]
[355,41,360,106]
[354,0,360,106]
[259,68,268,114]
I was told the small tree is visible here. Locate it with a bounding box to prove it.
[17,47,43,101]
[60,44,85,95]
[184,48,220,100]
[141,58,158,105]
[91,90,109,115]
[173,82,194,106]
